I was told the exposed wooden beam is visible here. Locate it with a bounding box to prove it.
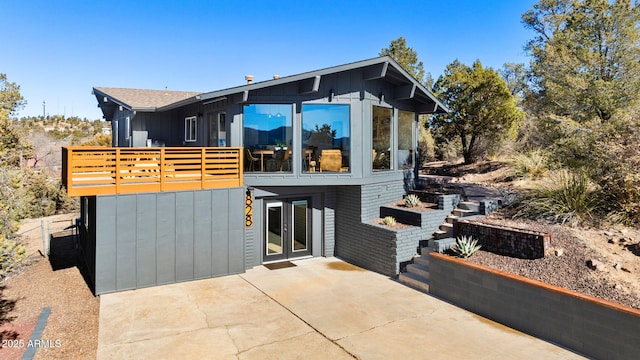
[298,76,321,94]
[234,91,249,104]
[395,84,416,100]
[202,96,227,106]
[363,62,388,80]
[416,102,440,114]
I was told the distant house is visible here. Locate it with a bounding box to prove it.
[63,56,448,294]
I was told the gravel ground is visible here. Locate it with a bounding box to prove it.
[465,215,640,310]
[0,228,99,360]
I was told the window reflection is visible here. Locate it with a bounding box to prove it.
[398,110,415,169]
[372,106,392,171]
[243,104,293,173]
[301,104,350,173]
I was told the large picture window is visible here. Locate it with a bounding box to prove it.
[372,106,392,171]
[301,104,350,173]
[398,110,415,169]
[184,116,197,142]
[243,104,293,173]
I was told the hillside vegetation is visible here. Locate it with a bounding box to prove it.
[1,74,109,275]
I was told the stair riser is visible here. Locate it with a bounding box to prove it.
[398,274,429,292]
[458,202,480,212]
[413,255,430,266]
[406,265,430,279]
[453,209,480,217]
[433,231,452,240]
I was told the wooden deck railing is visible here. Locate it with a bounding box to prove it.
[62,147,243,196]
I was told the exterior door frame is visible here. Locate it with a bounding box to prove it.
[264,197,312,262]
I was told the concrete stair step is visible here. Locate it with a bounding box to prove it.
[458,201,480,212]
[428,237,456,253]
[413,254,431,266]
[446,215,460,224]
[420,246,436,256]
[453,208,479,217]
[398,272,429,292]
[433,229,452,240]
[439,222,453,232]
[406,263,429,279]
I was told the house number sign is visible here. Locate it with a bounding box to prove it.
[245,191,253,227]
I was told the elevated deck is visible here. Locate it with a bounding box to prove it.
[62,146,243,196]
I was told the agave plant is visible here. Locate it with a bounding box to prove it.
[404,194,422,208]
[451,235,481,258]
[382,216,397,226]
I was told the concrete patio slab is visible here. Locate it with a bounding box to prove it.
[98,257,585,359]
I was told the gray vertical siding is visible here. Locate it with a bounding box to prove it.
[135,194,157,287]
[175,192,195,281]
[193,192,212,279]
[156,193,176,285]
[211,190,230,275]
[95,196,117,294]
[228,188,245,273]
[323,189,336,257]
[92,188,245,295]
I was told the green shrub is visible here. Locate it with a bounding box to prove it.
[382,216,396,226]
[18,171,78,219]
[0,234,25,276]
[451,236,481,258]
[404,194,422,208]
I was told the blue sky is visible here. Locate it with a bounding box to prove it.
[2,0,536,120]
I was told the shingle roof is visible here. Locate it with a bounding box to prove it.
[94,87,201,110]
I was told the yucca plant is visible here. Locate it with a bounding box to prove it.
[516,170,601,225]
[382,216,397,226]
[404,194,422,208]
[510,149,549,179]
[451,235,481,258]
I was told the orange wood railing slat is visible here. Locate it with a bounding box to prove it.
[62,146,243,196]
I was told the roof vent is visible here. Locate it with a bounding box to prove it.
[273,75,280,80]
[245,75,254,84]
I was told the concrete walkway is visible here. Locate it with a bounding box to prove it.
[98,257,585,359]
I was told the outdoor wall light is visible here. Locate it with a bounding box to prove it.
[379,92,385,103]
[329,89,334,102]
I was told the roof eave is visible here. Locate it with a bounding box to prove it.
[198,56,400,102]
[93,87,133,111]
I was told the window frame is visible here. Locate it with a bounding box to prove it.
[301,103,351,174]
[397,109,415,170]
[242,103,294,173]
[371,105,393,172]
[184,116,197,142]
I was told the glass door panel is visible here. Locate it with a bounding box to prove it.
[208,113,218,147]
[292,200,308,252]
[266,202,283,257]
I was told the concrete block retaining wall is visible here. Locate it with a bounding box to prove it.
[456,220,551,259]
[429,253,640,360]
[336,186,457,276]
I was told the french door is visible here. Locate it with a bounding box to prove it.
[265,199,311,262]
